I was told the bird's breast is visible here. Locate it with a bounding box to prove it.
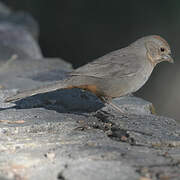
[105,60,154,98]
[131,60,154,93]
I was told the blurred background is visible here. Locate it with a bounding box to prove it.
[1,0,180,120]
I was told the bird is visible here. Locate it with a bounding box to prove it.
[5,35,174,112]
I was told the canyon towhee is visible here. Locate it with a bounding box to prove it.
[5,35,173,111]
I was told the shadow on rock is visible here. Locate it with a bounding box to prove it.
[11,88,104,113]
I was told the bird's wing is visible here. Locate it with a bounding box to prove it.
[70,50,142,79]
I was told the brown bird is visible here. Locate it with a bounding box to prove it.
[5,35,174,112]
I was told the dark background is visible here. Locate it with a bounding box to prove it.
[1,0,180,120]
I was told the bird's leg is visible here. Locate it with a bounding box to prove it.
[99,96,125,113]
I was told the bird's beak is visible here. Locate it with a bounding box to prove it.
[162,54,174,63]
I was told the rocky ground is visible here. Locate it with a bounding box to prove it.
[0,2,180,180]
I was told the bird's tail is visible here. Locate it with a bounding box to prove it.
[5,80,69,102]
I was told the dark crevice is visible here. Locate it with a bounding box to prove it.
[91,110,138,145]
[57,172,66,180]
[91,110,153,146]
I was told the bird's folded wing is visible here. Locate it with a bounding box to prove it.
[70,52,142,78]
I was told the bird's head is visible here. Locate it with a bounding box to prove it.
[131,35,174,66]
[145,35,174,66]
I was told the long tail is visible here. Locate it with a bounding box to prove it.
[5,81,68,102]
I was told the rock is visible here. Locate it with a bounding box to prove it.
[5,11,40,40]
[0,55,180,179]
[112,96,155,115]
[0,2,39,39]
[0,23,42,60]
[60,160,140,180]
[0,2,11,16]
[0,57,72,90]
[0,2,42,61]
[0,99,180,179]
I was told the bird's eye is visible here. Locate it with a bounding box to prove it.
[160,47,165,52]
